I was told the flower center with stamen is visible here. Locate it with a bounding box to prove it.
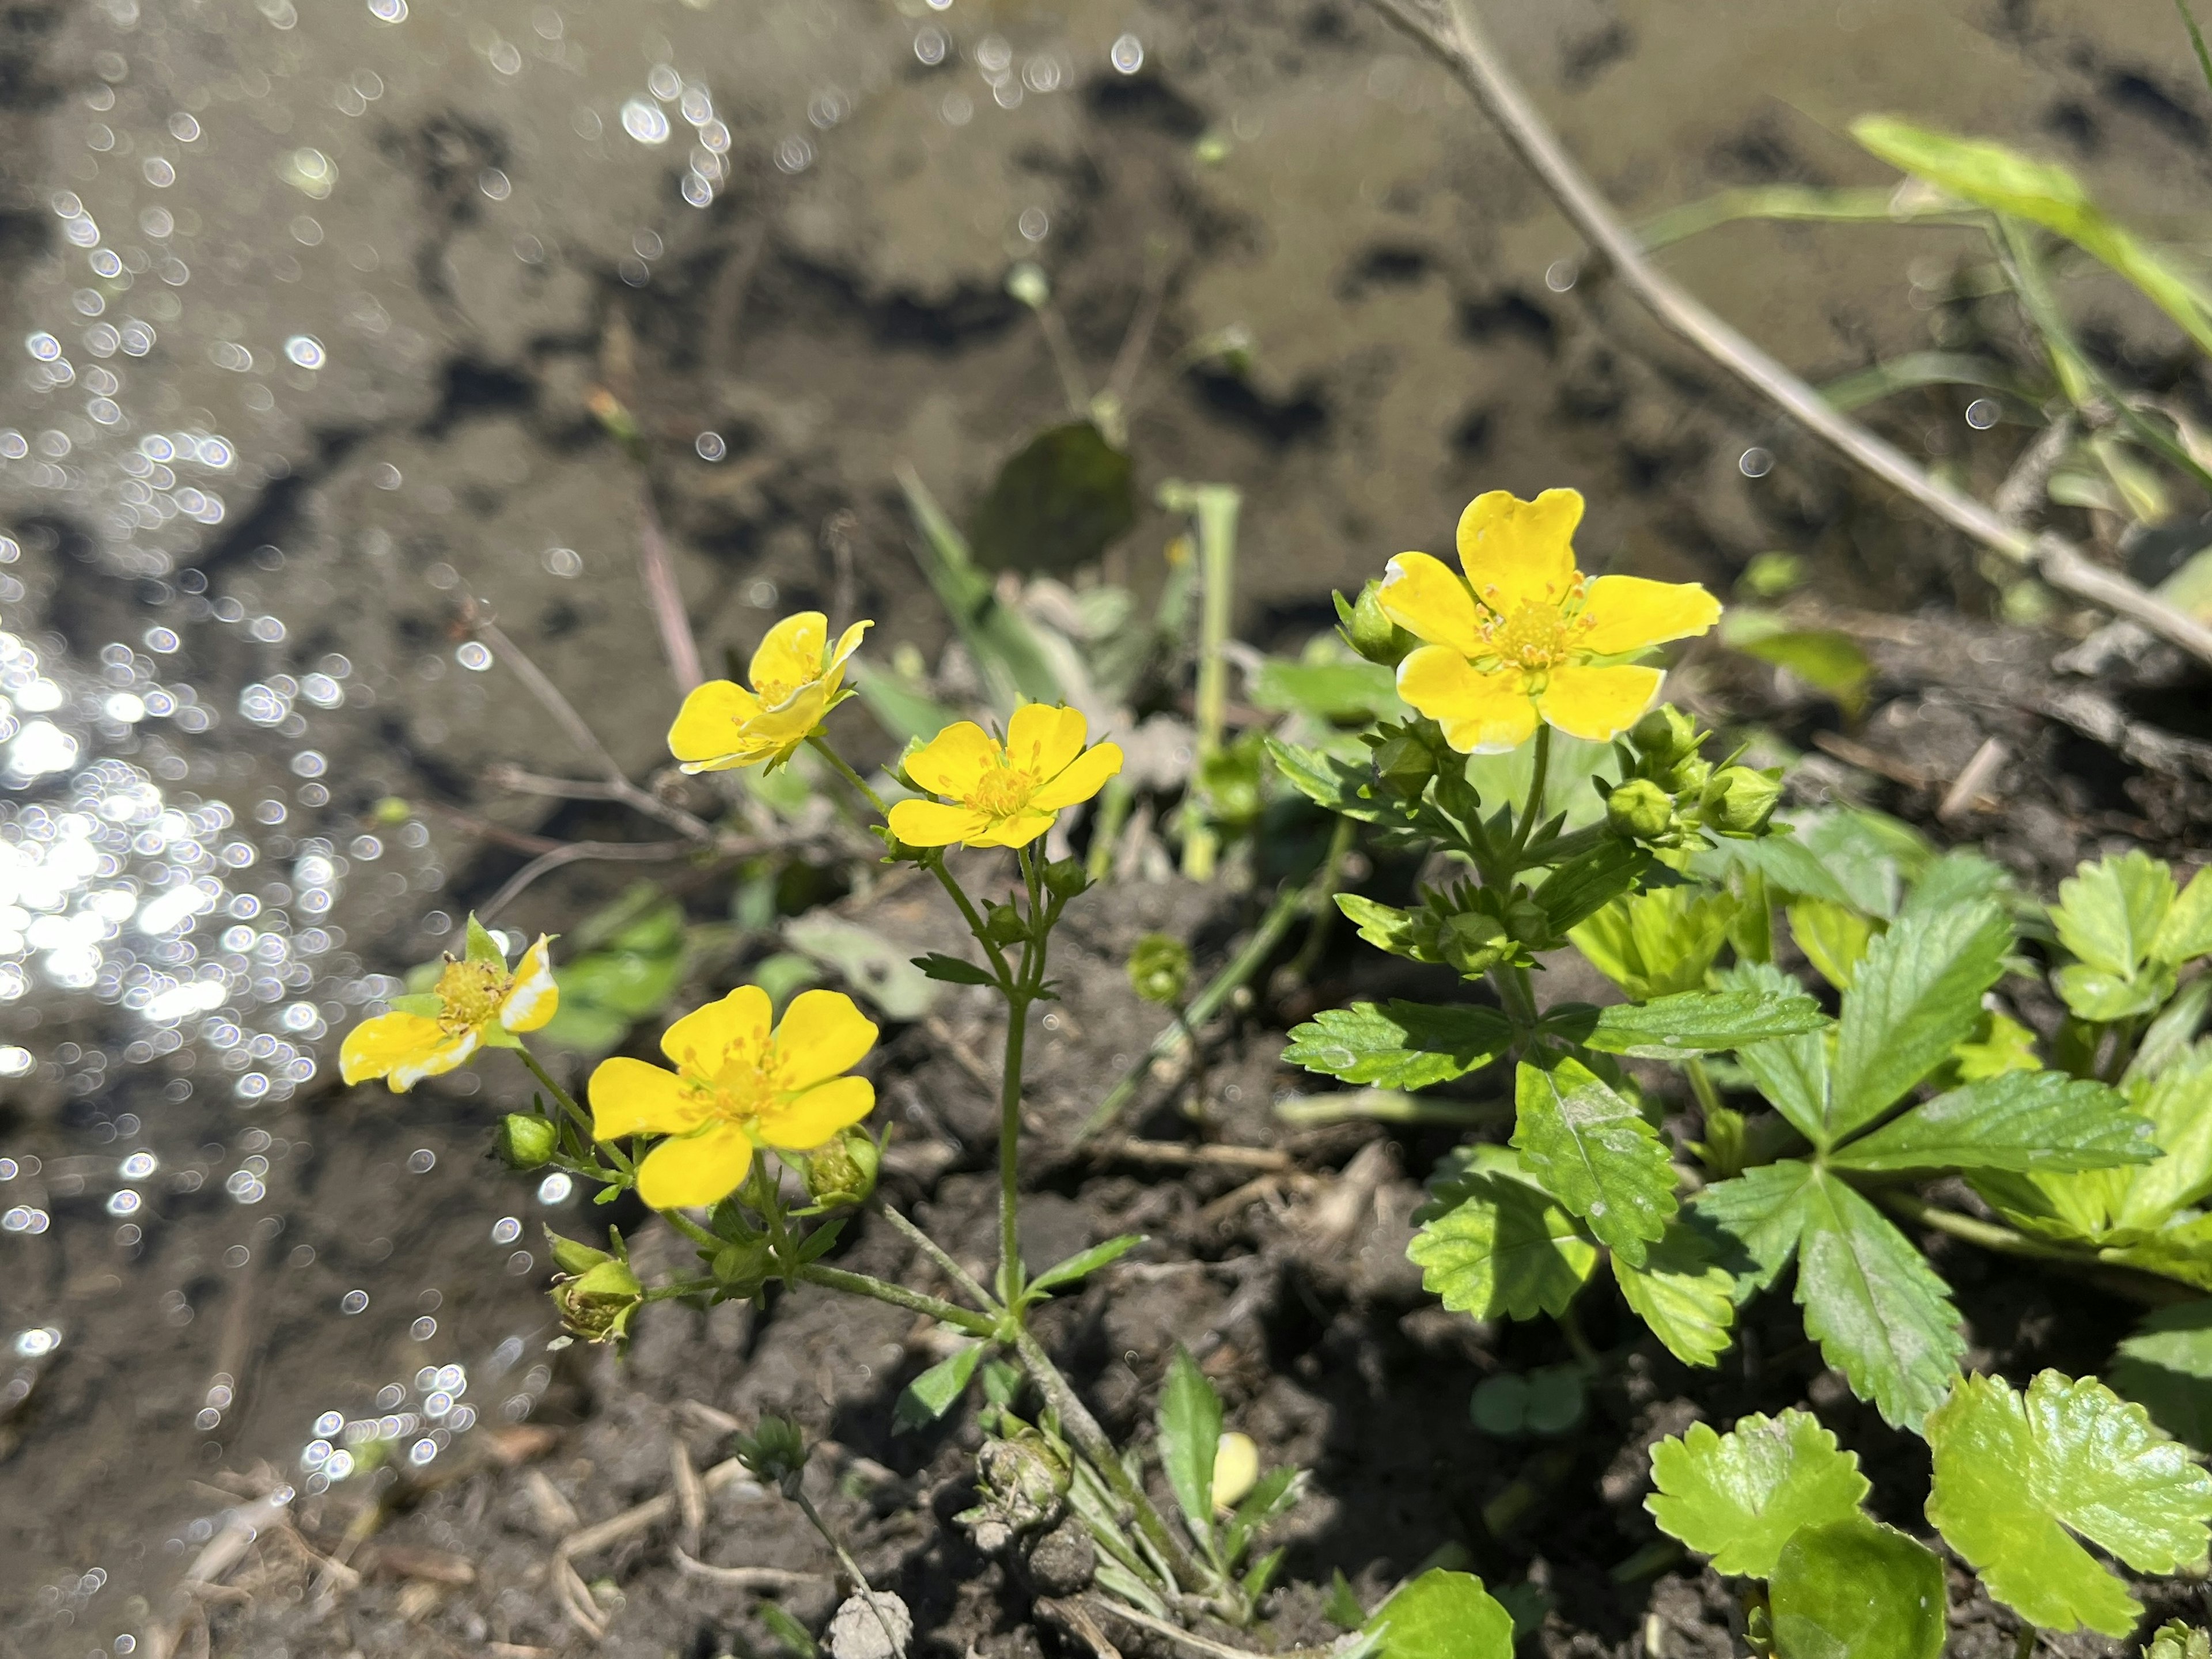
[1479,599,1591,673]
[688,1051,777,1129]
[434,959,507,1031]
[969,764,1036,818]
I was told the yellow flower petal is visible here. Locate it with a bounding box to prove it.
[1457,488,1583,613]
[1397,646,1539,753]
[759,1075,876,1152]
[905,721,999,798]
[824,619,873,691]
[1577,575,1721,656]
[1005,703,1088,781]
[1537,663,1664,741]
[668,679,765,767]
[888,797,988,847]
[749,611,828,702]
[637,1123,755,1210]
[661,985,774,1073]
[1377,551,1482,656]
[971,808,1058,849]
[772,989,878,1092]
[589,1056,707,1138]
[339,1011,446,1085]
[1029,741,1123,811]
[389,1028,480,1091]
[499,935,559,1032]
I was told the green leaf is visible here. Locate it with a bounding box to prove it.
[1851,117,2212,356]
[387,992,444,1017]
[1828,895,2012,1145]
[912,952,997,987]
[969,421,1136,575]
[1335,893,1426,960]
[896,463,1063,707]
[2156,868,2212,967]
[1560,988,1829,1059]
[1266,737,1403,827]
[1828,1071,2156,1175]
[1952,1010,2043,1083]
[2111,1045,2212,1233]
[2055,961,2176,1023]
[1722,961,1833,1149]
[2054,851,2175,976]
[1407,1147,1599,1320]
[1768,1516,1946,1659]
[1787,899,1879,992]
[1693,834,1860,911]
[1722,618,1873,718]
[1510,1054,1677,1268]
[1613,1222,1737,1368]
[1361,1570,1516,1659]
[893,1342,987,1433]
[1569,887,1736,1002]
[2113,1301,2212,1450]
[1796,1172,1964,1430]
[1532,842,1652,936]
[1646,1409,1870,1578]
[464,912,507,964]
[1157,1346,1224,1542]
[1283,1001,1513,1090]
[1693,1159,1817,1301]
[784,912,939,1021]
[1251,656,1404,723]
[1222,1465,1302,1569]
[1029,1234,1146,1296]
[2150,1622,2212,1659]
[1925,1370,2212,1637]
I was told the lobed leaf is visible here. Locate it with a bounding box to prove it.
[1828,893,2012,1145]
[1267,737,1402,827]
[1407,1147,1599,1321]
[2155,867,2212,967]
[1157,1346,1224,1543]
[1532,842,1652,937]
[1560,987,1829,1059]
[1510,1054,1677,1267]
[2053,853,2174,976]
[1926,1370,2212,1637]
[1787,898,1879,992]
[1693,1158,1817,1301]
[1646,1409,1870,1578]
[1361,1570,1516,1659]
[1283,1001,1513,1090]
[1829,1070,2156,1175]
[1768,1516,1946,1659]
[2113,1300,2212,1450]
[1613,1222,1738,1368]
[1795,1172,1964,1431]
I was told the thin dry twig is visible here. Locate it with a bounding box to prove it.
[636,480,706,694]
[488,762,719,843]
[1362,0,2212,668]
[1939,736,2009,821]
[1107,1138,1293,1173]
[669,1547,830,1591]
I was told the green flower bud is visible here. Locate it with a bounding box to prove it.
[1127,933,1192,1006]
[982,901,1029,948]
[1373,728,1438,799]
[1606,778,1676,841]
[734,1414,812,1499]
[1347,579,1416,666]
[1669,755,1713,797]
[1043,857,1089,899]
[711,1237,775,1299]
[372,796,414,827]
[1700,766,1783,835]
[1630,705,1699,765]
[552,1256,644,1345]
[802,1129,881,1210]
[1438,911,1509,976]
[544,1227,617,1277]
[497,1113,558,1171]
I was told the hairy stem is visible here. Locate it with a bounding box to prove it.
[517,1046,594,1144]
[1513,722,1552,859]
[793,1262,998,1337]
[874,1202,1001,1315]
[807,733,891,820]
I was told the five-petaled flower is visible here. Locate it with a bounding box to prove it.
[340,916,558,1090]
[1378,488,1719,754]
[589,986,879,1210]
[668,611,872,773]
[888,703,1123,850]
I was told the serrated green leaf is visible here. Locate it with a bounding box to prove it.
[2156,868,2212,967]
[2113,1300,2212,1450]
[2149,1621,2212,1659]
[1926,1370,2212,1637]
[1158,1345,1223,1541]
[1796,1172,1964,1430]
[1828,896,2012,1145]
[1510,1054,1677,1267]
[2055,961,2176,1023]
[1569,887,1736,1003]
[1646,1409,1870,1578]
[1560,988,1829,1059]
[893,1342,987,1433]
[1769,1516,1946,1659]
[1828,1071,2155,1175]
[1787,899,1878,992]
[912,952,997,987]
[1613,1222,1737,1367]
[1407,1148,1599,1320]
[2054,851,2176,976]
[1252,656,1404,722]
[1732,997,1832,1152]
[2012,1045,2212,1243]
[1952,1010,2042,1082]
[1336,893,1425,960]
[1691,834,1861,911]
[1532,842,1652,935]
[1694,1159,1817,1301]
[1362,1570,1516,1659]
[1029,1233,1146,1296]
[1267,737,1401,826]
[1283,1001,1513,1090]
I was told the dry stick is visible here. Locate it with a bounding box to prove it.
[479,838,707,921]
[1364,0,2212,669]
[636,480,705,693]
[489,763,719,844]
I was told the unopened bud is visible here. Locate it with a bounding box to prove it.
[1606,778,1675,841]
[802,1130,881,1210]
[544,1227,616,1277]
[497,1113,558,1170]
[1127,933,1192,1006]
[735,1414,811,1499]
[1373,729,1437,799]
[1043,856,1089,899]
[1439,911,1509,976]
[1700,766,1783,835]
[982,902,1028,948]
[1631,705,1699,765]
[551,1256,644,1345]
[1347,579,1415,665]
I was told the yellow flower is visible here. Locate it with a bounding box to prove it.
[589,986,878,1210]
[340,916,558,1090]
[667,611,871,772]
[1378,488,1719,753]
[887,704,1123,850]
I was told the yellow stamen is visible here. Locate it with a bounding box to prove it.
[968,764,1037,819]
[434,958,507,1032]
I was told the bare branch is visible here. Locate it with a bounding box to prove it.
[636,481,706,694]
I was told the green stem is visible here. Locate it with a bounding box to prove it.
[928,851,1014,987]
[807,732,892,819]
[663,1208,722,1253]
[874,1202,1001,1315]
[1512,722,1552,859]
[791,1489,908,1658]
[1684,1056,1726,1123]
[1282,816,1357,986]
[517,1046,592,1141]
[1173,482,1242,882]
[999,984,1035,1303]
[1491,963,1540,1033]
[793,1262,998,1336]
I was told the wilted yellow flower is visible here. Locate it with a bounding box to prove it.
[588,986,878,1210]
[888,704,1123,850]
[340,917,557,1090]
[667,611,871,772]
[1378,488,1719,753]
